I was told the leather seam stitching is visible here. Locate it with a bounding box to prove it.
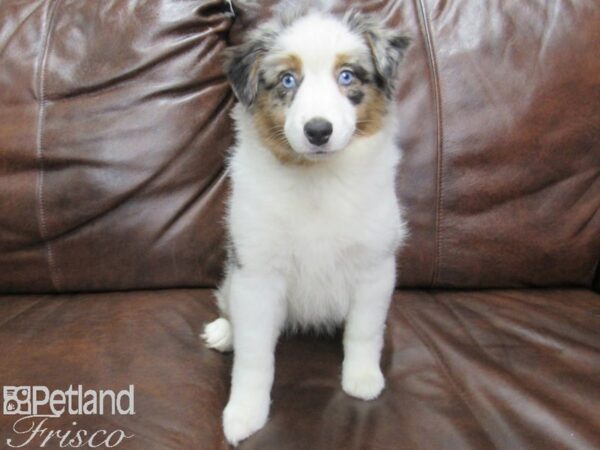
[35,0,61,292]
[415,0,444,287]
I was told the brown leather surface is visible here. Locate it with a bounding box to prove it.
[0,290,230,449]
[412,0,600,288]
[1,0,599,293]
[0,0,234,293]
[1,288,599,449]
[379,0,599,288]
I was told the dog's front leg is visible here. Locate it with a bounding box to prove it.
[223,268,286,446]
[342,256,395,400]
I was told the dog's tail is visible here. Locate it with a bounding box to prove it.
[201,271,234,352]
[202,317,233,353]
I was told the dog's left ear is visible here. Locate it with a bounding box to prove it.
[365,29,411,95]
[346,11,410,96]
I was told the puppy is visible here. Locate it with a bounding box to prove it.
[202,4,410,446]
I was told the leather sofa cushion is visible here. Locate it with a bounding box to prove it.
[0,0,233,293]
[1,288,599,449]
[394,0,600,289]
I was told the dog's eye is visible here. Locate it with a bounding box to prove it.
[281,73,297,89]
[338,70,354,86]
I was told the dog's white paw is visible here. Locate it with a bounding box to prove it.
[201,318,233,352]
[222,399,269,446]
[342,365,385,401]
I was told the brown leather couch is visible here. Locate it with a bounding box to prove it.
[1,1,598,449]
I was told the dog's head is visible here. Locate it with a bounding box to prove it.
[223,8,410,164]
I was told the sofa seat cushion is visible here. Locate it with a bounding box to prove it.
[0,289,599,449]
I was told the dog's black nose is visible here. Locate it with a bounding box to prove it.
[304,118,333,146]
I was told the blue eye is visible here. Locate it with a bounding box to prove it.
[281,73,297,89]
[338,70,354,86]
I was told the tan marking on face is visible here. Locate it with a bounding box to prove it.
[263,53,303,83]
[335,54,388,137]
[279,54,302,75]
[254,93,298,165]
[334,53,351,72]
[253,54,313,166]
[355,85,387,137]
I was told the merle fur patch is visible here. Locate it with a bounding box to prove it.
[344,10,410,97]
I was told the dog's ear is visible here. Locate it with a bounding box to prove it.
[222,33,272,107]
[365,30,411,94]
[346,11,410,96]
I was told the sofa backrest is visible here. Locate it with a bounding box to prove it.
[0,0,598,293]
[388,0,600,288]
[0,0,233,292]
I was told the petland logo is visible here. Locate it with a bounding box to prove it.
[2,385,135,448]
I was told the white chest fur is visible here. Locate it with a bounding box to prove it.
[224,106,404,330]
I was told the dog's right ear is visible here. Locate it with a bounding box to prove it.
[223,33,271,107]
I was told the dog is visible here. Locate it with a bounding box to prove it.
[202,3,410,446]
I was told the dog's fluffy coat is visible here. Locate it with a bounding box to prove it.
[202,4,409,445]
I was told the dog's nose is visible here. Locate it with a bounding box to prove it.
[304,118,333,146]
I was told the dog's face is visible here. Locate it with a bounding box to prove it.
[224,10,409,164]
